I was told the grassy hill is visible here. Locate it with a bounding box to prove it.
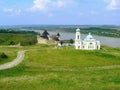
[0,45,120,90]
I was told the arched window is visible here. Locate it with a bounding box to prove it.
[90,43,92,45]
[77,35,79,39]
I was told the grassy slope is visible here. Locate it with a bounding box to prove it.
[0,45,120,90]
[0,33,37,45]
[0,47,19,65]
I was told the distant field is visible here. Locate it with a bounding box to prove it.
[0,45,120,90]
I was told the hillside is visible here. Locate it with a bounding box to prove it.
[0,45,120,90]
[0,30,37,46]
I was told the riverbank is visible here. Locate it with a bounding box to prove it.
[0,26,120,48]
[36,30,120,48]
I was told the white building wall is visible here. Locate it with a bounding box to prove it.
[82,41,100,50]
[75,42,81,49]
[75,28,100,50]
[97,45,100,50]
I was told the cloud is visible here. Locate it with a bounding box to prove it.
[15,9,22,16]
[2,8,22,16]
[105,0,120,10]
[56,0,65,8]
[3,8,13,13]
[29,0,72,12]
[30,0,50,12]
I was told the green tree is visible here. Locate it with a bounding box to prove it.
[69,39,74,44]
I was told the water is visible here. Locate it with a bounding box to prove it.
[35,30,120,48]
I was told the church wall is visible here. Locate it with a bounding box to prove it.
[96,45,100,50]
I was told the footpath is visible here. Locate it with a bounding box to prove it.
[0,51,25,70]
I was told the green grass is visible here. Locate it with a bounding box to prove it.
[0,33,37,46]
[0,47,19,65]
[24,45,120,68]
[0,45,120,90]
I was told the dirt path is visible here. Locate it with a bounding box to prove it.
[0,49,120,71]
[0,51,25,70]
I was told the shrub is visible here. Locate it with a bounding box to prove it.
[9,41,15,45]
[0,52,8,58]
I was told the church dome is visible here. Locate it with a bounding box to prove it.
[96,41,100,45]
[76,28,80,32]
[84,33,95,41]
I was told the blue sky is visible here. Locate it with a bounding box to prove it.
[0,0,120,25]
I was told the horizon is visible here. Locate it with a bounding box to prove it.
[0,0,120,25]
[0,24,119,27]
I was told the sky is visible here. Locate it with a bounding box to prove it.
[0,0,120,25]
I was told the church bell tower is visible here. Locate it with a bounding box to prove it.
[75,28,81,49]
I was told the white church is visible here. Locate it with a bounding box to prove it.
[75,28,101,50]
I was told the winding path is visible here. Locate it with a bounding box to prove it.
[0,50,120,71]
[0,51,25,70]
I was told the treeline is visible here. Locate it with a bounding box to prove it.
[0,29,37,34]
[0,30,37,46]
[61,27,120,38]
[80,27,120,38]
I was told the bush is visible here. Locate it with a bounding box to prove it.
[60,41,63,45]
[9,41,15,45]
[0,52,8,58]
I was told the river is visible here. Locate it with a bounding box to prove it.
[35,30,120,48]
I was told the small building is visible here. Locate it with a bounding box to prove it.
[58,40,74,46]
[75,28,100,50]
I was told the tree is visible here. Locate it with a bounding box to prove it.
[69,39,74,44]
